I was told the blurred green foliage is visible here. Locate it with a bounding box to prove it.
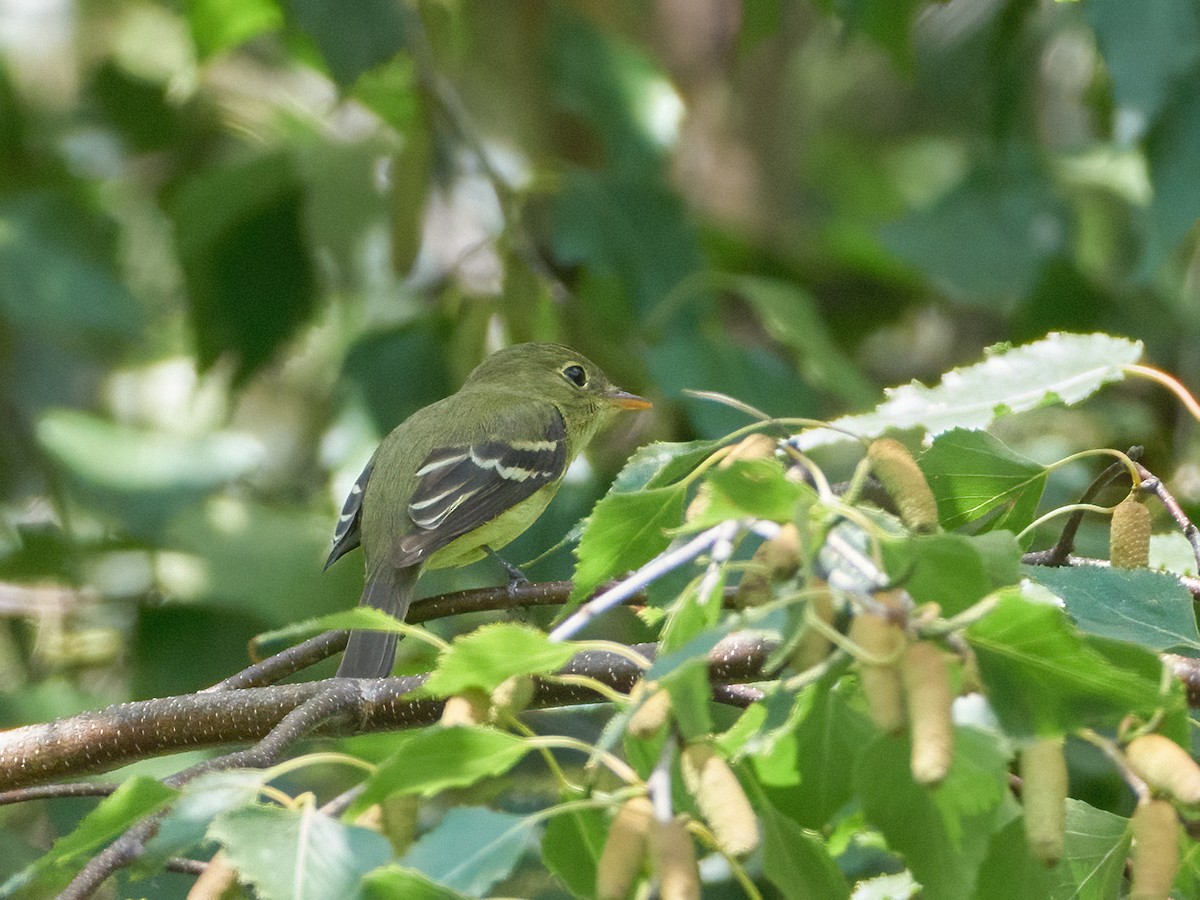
[1,0,1199,894]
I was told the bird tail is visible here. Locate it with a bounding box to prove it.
[336,565,418,678]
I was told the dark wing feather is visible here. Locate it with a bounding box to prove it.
[325,456,374,570]
[397,408,567,563]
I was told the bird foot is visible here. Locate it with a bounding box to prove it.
[486,547,529,593]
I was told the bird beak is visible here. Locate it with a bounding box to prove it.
[606,389,652,410]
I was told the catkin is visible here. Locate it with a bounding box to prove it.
[649,815,702,900]
[628,683,672,739]
[1110,494,1152,569]
[680,743,760,856]
[597,797,653,900]
[1020,737,1068,866]
[440,688,491,727]
[790,582,835,670]
[1129,799,1180,900]
[850,609,907,734]
[867,438,939,533]
[735,523,802,606]
[686,433,778,521]
[1125,734,1200,805]
[900,641,955,785]
[491,675,534,716]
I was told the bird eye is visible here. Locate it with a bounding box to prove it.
[563,365,587,387]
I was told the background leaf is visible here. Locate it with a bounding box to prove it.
[966,587,1163,737]
[796,334,1143,448]
[1028,565,1200,654]
[211,802,393,900]
[854,728,1010,900]
[975,798,1131,900]
[919,429,1047,532]
[285,0,408,87]
[400,807,539,897]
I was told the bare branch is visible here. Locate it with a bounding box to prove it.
[0,781,117,806]
[1135,463,1200,573]
[0,635,773,792]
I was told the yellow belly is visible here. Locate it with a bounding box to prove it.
[423,483,559,570]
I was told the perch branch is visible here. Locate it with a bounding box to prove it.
[0,634,773,792]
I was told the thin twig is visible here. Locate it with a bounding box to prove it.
[60,682,358,899]
[0,781,117,806]
[403,5,572,302]
[165,857,207,876]
[210,580,711,692]
[550,523,746,642]
[1042,449,1141,565]
[1135,463,1200,574]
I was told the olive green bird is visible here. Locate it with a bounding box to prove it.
[326,343,651,678]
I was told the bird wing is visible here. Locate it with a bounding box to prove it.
[324,454,374,570]
[396,405,568,564]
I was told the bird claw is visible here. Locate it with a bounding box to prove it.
[486,547,529,593]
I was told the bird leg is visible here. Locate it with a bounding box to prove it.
[485,547,529,591]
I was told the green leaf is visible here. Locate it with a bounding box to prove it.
[187,0,284,58]
[649,327,816,439]
[0,191,142,345]
[546,13,676,172]
[39,776,176,869]
[139,771,266,872]
[822,0,924,71]
[758,796,850,900]
[1028,565,1200,653]
[854,728,1009,900]
[342,317,454,434]
[612,440,719,493]
[255,607,416,651]
[883,531,1022,617]
[553,169,702,316]
[919,429,1047,531]
[363,867,471,900]
[731,275,876,409]
[169,153,318,384]
[1149,532,1199,577]
[158,502,357,641]
[965,587,1163,738]
[421,624,576,696]
[1143,76,1200,274]
[651,579,728,740]
[797,333,1143,448]
[352,727,530,813]
[569,483,688,606]
[0,776,176,894]
[353,56,420,134]
[285,0,407,87]
[400,807,539,896]
[211,802,392,900]
[1085,0,1200,138]
[975,799,1131,900]
[750,680,874,830]
[880,156,1067,302]
[541,806,606,898]
[693,458,808,525]
[37,409,262,537]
